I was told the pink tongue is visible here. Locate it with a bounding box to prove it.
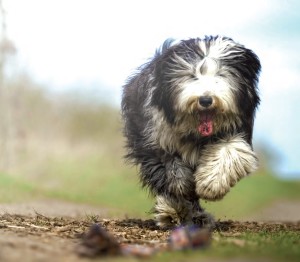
[198,113,213,136]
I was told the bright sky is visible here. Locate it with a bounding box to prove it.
[3,0,300,178]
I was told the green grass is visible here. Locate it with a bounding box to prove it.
[19,154,154,217]
[203,172,300,219]
[0,154,299,262]
[2,72,298,261]
[2,153,299,219]
[0,173,37,202]
[153,231,300,262]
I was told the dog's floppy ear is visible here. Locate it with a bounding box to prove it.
[234,45,261,144]
[151,57,177,123]
[242,47,261,87]
[237,45,261,108]
[150,39,179,123]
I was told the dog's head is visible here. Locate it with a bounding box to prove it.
[151,36,261,141]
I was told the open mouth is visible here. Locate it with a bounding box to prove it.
[198,111,214,137]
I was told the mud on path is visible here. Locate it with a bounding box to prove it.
[0,212,299,262]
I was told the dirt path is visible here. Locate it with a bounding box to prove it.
[247,200,300,222]
[0,200,299,262]
[0,214,299,262]
[0,200,110,218]
[1,199,299,221]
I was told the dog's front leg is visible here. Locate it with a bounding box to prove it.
[154,194,215,229]
[194,134,258,201]
[154,194,194,228]
[141,155,196,228]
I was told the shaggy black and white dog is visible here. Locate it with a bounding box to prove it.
[121,36,261,228]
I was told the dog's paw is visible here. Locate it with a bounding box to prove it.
[194,134,258,200]
[192,211,215,229]
[154,195,193,228]
[154,212,179,229]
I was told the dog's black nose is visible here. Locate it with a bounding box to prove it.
[199,96,213,108]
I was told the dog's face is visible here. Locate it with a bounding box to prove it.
[151,36,261,140]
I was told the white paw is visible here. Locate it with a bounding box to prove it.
[154,196,193,228]
[195,134,258,200]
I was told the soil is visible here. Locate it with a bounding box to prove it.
[247,200,300,222]
[0,200,299,262]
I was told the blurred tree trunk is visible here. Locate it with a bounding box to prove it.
[0,0,17,170]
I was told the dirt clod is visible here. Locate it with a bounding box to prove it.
[77,223,121,257]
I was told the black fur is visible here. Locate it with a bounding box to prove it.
[121,36,261,227]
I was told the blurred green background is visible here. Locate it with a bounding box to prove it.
[0,1,299,221]
[0,73,299,220]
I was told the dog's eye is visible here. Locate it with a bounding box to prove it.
[192,76,198,80]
